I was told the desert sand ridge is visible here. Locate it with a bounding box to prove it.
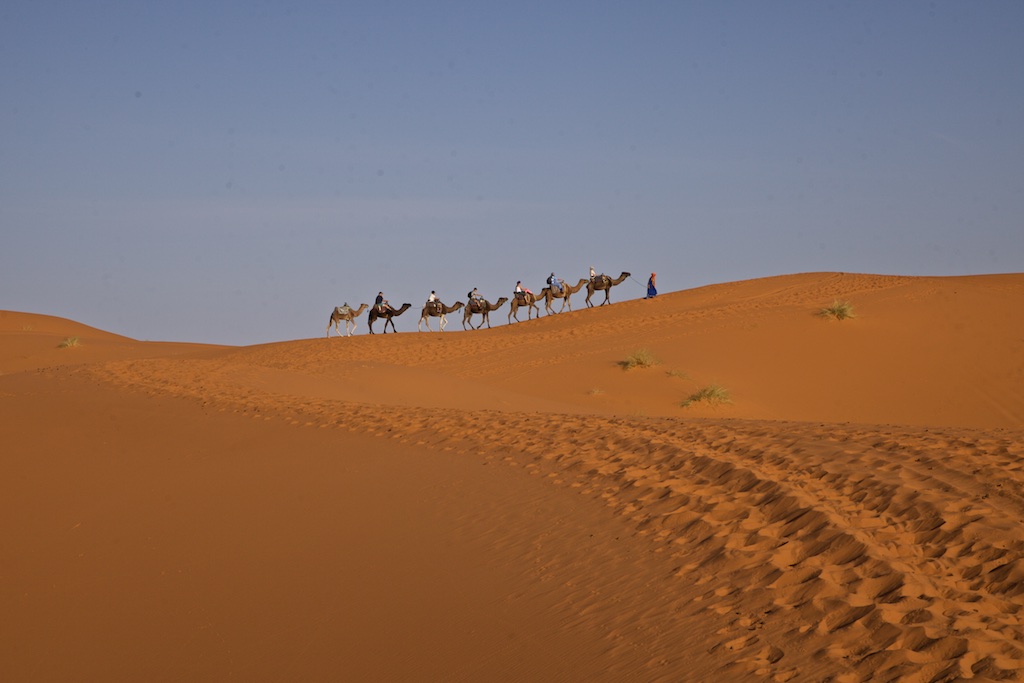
[89,271,1023,428]
[0,309,226,374]
[3,271,1024,681]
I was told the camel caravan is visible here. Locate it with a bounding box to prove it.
[327,270,633,336]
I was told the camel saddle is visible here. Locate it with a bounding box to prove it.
[592,274,610,286]
[469,300,484,313]
[426,301,440,315]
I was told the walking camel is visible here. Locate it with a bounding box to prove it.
[368,302,412,334]
[508,291,541,323]
[540,278,588,315]
[585,272,631,307]
[418,301,464,332]
[326,303,368,337]
[463,297,508,330]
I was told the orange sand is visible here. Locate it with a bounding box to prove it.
[2,272,1023,681]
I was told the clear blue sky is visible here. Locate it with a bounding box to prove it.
[2,1,1022,344]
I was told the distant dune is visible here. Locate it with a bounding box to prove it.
[3,272,1023,681]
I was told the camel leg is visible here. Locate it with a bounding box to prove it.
[440,315,447,331]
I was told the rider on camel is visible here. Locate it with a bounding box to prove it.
[375,292,394,314]
[547,272,563,294]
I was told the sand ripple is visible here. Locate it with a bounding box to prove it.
[76,355,1024,681]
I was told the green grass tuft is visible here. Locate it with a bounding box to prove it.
[58,336,80,348]
[819,300,855,320]
[681,384,731,408]
[621,348,659,370]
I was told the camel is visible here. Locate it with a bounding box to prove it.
[326,303,368,337]
[462,297,508,330]
[508,291,541,323]
[540,278,588,315]
[418,300,464,332]
[367,302,412,334]
[585,272,631,307]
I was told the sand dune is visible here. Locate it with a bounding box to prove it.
[2,272,1023,681]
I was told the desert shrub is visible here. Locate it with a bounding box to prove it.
[58,336,80,348]
[621,348,659,370]
[666,369,690,379]
[681,384,731,407]
[588,387,605,396]
[820,300,855,320]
